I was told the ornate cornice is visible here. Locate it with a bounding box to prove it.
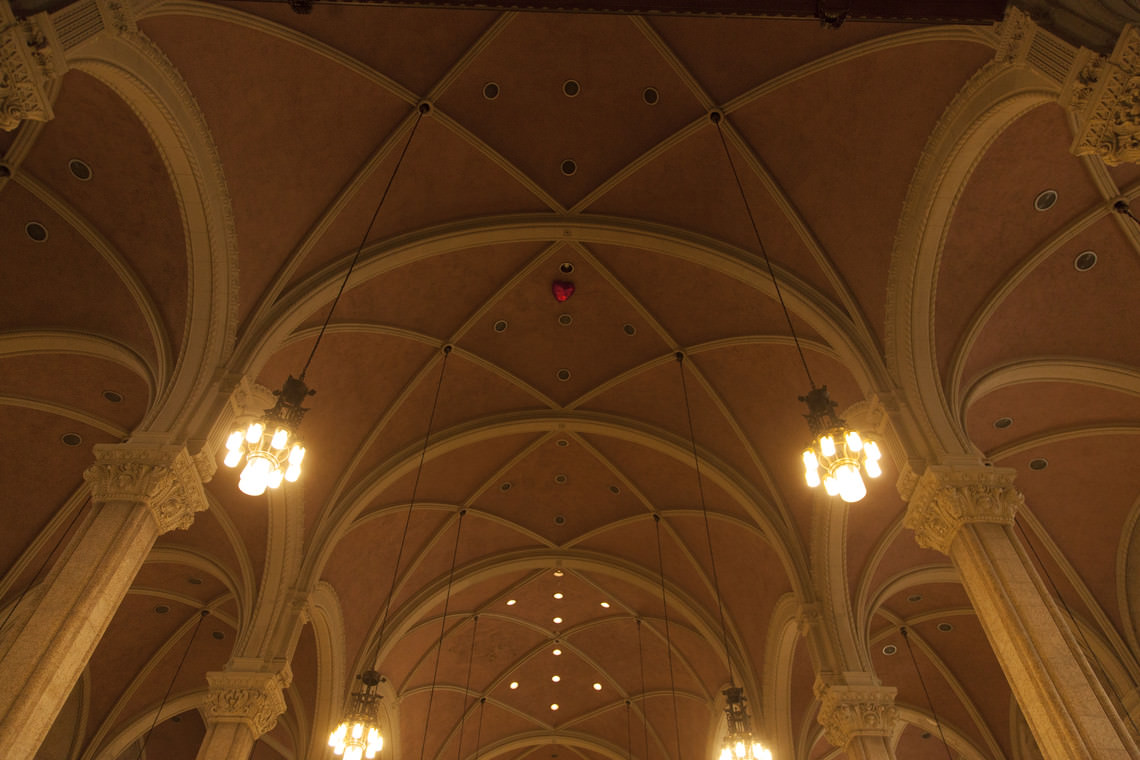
[0,4,65,131]
[1069,24,1140,165]
[814,679,898,747]
[83,444,208,534]
[903,465,1022,554]
[205,667,291,736]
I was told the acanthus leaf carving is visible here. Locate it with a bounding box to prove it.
[1070,25,1140,166]
[815,680,899,748]
[903,465,1022,555]
[0,4,65,131]
[205,669,289,737]
[83,444,208,534]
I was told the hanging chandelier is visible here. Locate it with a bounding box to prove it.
[223,375,311,496]
[710,110,879,503]
[221,103,430,495]
[719,687,773,760]
[799,386,882,503]
[329,670,384,760]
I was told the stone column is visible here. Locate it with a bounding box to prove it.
[903,464,1140,760]
[0,443,208,758]
[815,675,898,760]
[197,666,290,760]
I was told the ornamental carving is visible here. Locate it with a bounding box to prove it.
[815,681,898,748]
[0,5,64,131]
[903,465,1022,555]
[205,669,289,737]
[83,444,208,534]
[1070,25,1140,166]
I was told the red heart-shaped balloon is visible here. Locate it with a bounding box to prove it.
[552,281,575,302]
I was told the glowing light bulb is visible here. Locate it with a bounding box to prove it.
[824,476,839,496]
[734,740,746,758]
[553,593,563,599]
[719,748,731,760]
[268,468,284,490]
[510,681,519,689]
[599,601,610,608]
[836,463,866,503]
[245,422,264,444]
[271,428,289,449]
[819,434,836,457]
[550,703,559,711]
[845,430,863,452]
[285,464,302,482]
[225,430,244,451]
[865,457,882,479]
[593,682,602,691]
[289,444,306,465]
[553,648,562,656]
[551,675,560,682]
[864,440,881,460]
[223,448,243,468]
[552,617,562,624]
[238,455,272,496]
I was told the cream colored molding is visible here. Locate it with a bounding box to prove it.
[0,3,65,131]
[83,443,208,533]
[814,676,898,748]
[903,465,1022,555]
[204,665,291,736]
[1069,23,1140,165]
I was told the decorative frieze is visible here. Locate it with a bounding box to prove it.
[815,679,898,748]
[903,465,1022,555]
[83,444,208,534]
[205,668,291,737]
[0,4,64,131]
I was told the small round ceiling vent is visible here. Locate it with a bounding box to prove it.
[643,87,659,105]
[1074,250,1097,271]
[1034,189,1058,211]
[1029,457,1049,471]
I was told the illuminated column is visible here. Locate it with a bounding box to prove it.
[815,676,898,760]
[0,443,208,758]
[196,667,290,760]
[903,464,1139,760]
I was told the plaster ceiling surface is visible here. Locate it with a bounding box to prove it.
[2,2,1140,760]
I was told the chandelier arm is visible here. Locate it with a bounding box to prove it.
[711,112,815,390]
[300,103,431,381]
[371,344,453,665]
[136,610,209,760]
[899,627,955,760]
[418,508,468,760]
[652,513,685,760]
[454,614,481,760]
[676,353,734,687]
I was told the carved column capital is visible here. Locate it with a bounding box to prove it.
[903,465,1022,555]
[205,668,291,737]
[1069,24,1140,165]
[0,3,66,131]
[814,678,899,748]
[83,443,208,534]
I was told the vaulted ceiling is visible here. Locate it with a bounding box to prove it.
[3,2,1140,760]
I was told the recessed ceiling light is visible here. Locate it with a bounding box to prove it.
[557,313,573,326]
[1029,458,1049,471]
[599,601,610,608]
[25,221,47,242]
[506,599,517,606]
[483,82,500,100]
[509,681,519,689]
[993,416,1013,429]
[642,87,659,105]
[623,323,636,336]
[550,703,559,711]
[553,570,564,577]
[1034,189,1058,211]
[1074,250,1098,271]
[102,389,124,403]
[553,648,562,656]
[553,617,563,624]
[559,262,574,274]
[937,622,954,632]
[906,594,923,603]
[68,158,93,181]
[556,439,569,447]
[563,80,580,97]
[154,605,169,614]
[212,630,225,640]
[493,319,508,333]
[551,675,560,682]
[553,593,563,599]
[593,682,602,691]
[561,159,577,176]
[556,368,571,382]
[500,482,512,492]
[553,514,566,526]
[187,577,203,585]
[882,644,897,655]
[60,433,82,447]
[554,474,567,484]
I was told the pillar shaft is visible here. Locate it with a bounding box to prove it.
[0,444,206,759]
[904,465,1139,760]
